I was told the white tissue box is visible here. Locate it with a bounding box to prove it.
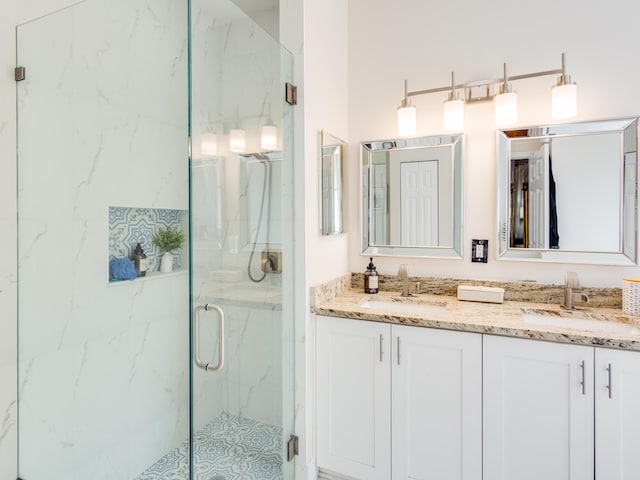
[457,285,504,304]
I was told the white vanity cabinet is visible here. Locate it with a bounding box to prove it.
[316,315,482,480]
[483,335,595,480]
[391,324,482,480]
[595,347,640,479]
[316,315,391,480]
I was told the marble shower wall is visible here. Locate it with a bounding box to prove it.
[0,7,18,479]
[16,0,189,478]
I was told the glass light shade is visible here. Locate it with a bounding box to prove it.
[229,128,246,153]
[397,105,416,137]
[494,91,518,126]
[260,125,278,151]
[443,99,464,132]
[201,133,217,156]
[552,83,577,119]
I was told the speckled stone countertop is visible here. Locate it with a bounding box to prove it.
[313,287,640,352]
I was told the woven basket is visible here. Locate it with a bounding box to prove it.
[622,278,640,316]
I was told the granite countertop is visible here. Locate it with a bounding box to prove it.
[313,289,640,351]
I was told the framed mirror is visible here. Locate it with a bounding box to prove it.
[320,130,344,235]
[361,134,463,258]
[497,117,638,265]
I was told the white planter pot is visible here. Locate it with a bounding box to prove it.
[160,251,173,273]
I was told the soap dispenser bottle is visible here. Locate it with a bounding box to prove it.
[133,242,148,277]
[364,257,379,294]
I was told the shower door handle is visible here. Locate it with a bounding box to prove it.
[193,304,225,372]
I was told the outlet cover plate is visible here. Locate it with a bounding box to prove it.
[471,239,488,263]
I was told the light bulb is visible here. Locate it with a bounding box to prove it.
[201,133,217,156]
[443,99,464,132]
[261,125,278,151]
[229,129,246,153]
[397,105,416,137]
[495,91,518,126]
[552,83,577,119]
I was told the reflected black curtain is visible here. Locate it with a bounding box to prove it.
[549,155,560,248]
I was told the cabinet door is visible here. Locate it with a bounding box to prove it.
[316,315,391,480]
[483,335,594,480]
[392,325,482,480]
[595,348,640,479]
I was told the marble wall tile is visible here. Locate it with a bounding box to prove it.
[15,0,189,478]
[0,5,18,479]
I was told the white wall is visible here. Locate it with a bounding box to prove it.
[280,0,351,478]
[304,0,349,286]
[303,1,349,477]
[347,0,640,287]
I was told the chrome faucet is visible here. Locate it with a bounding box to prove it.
[398,264,410,296]
[564,272,589,310]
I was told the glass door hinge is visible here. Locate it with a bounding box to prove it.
[287,434,299,461]
[15,66,26,82]
[285,83,297,105]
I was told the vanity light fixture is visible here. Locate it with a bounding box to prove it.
[397,80,417,137]
[443,72,464,132]
[397,52,577,134]
[229,128,246,153]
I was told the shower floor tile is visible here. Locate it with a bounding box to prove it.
[135,412,283,480]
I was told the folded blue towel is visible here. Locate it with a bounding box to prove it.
[109,257,138,281]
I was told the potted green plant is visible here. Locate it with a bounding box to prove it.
[152,227,185,273]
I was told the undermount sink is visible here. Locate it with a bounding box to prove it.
[521,308,640,335]
[359,298,446,316]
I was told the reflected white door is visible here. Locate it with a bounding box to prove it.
[373,164,388,244]
[623,153,637,260]
[528,144,549,248]
[400,161,438,245]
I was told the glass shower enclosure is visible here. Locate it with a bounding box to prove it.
[15,0,295,478]
[188,0,295,479]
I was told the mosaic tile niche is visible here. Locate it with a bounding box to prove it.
[109,207,187,278]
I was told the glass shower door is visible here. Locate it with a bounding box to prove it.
[16,1,190,479]
[189,1,295,479]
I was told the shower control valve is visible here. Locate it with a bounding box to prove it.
[261,249,282,274]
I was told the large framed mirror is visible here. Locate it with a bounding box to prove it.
[361,134,463,258]
[497,117,638,265]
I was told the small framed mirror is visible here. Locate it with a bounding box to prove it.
[497,117,638,265]
[320,131,345,235]
[361,134,463,258]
